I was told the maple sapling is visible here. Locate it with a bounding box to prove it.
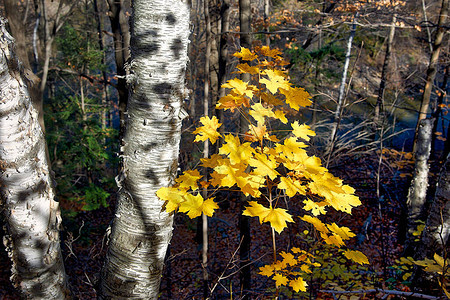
[157,46,369,294]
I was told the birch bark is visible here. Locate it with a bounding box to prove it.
[99,0,190,298]
[0,19,69,299]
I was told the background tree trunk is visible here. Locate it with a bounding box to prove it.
[203,0,212,297]
[0,20,69,299]
[326,14,357,168]
[238,0,252,297]
[99,0,190,298]
[414,0,448,150]
[374,13,396,127]
[216,0,230,138]
[106,0,131,136]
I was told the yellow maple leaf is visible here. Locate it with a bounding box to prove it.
[240,174,264,197]
[280,251,297,266]
[175,169,202,190]
[257,45,282,58]
[214,162,248,188]
[243,201,271,224]
[275,137,307,161]
[278,176,306,197]
[264,207,294,234]
[243,201,294,233]
[291,121,316,141]
[329,191,361,213]
[236,63,259,75]
[303,199,327,216]
[177,194,218,219]
[292,247,302,254]
[273,273,289,287]
[249,103,275,124]
[344,250,369,265]
[219,134,254,164]
[308,172,345,201]
[249,152,279,180]
[260,69,291,94]
[245,123,273,142]
[210,171,226,187]
[193,116,222,144]
[327,223,355,240]
[274,110,288,124]
[222,78,256,98]
[320,232,345,247]
[233,47,258,61]
[200,154,225,169]
[156,186,187,213]
[259,264,275,277]
[280,87,312,110]
[202,197,219,217]
[259,91,284,106]
[178,193,204,218]
[300,215,329,234]
[216,93,249,111]
[300,264,312,273]
[289,277,308,292]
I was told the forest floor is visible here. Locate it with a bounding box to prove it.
[0,150,446,299]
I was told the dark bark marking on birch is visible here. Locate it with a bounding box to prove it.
[165,13,176,25]
[144,168,160,185]
[16,180,47,203]
[133,30,159,55]
[170,38,183,60]
[152,82,172,102]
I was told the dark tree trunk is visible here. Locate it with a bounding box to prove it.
[238,0,252,298]
[374,13,396,127]
[106,0,131,137]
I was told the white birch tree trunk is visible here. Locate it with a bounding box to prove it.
[0,19,69,299]
[405,118,433,254]
[99,0,190,298]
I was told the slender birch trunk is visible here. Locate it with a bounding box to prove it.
[99,0,190,298]
[404,118,434,255]
[0,20,69,299]
[326,14,357,167]
[414,0,448,151]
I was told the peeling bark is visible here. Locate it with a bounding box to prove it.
[99,0,190,298]
[405,118,434,255]
[0,19,69,299]
[417,153,450,259]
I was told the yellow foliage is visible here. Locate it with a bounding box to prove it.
[156,46,366,295]
[193,116,222,144]
[343,250,369,265]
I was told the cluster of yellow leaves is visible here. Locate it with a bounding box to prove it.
[157,46,367,294]
[259,246,369,293]
[156,169,219,218]
[259,248,319,292]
